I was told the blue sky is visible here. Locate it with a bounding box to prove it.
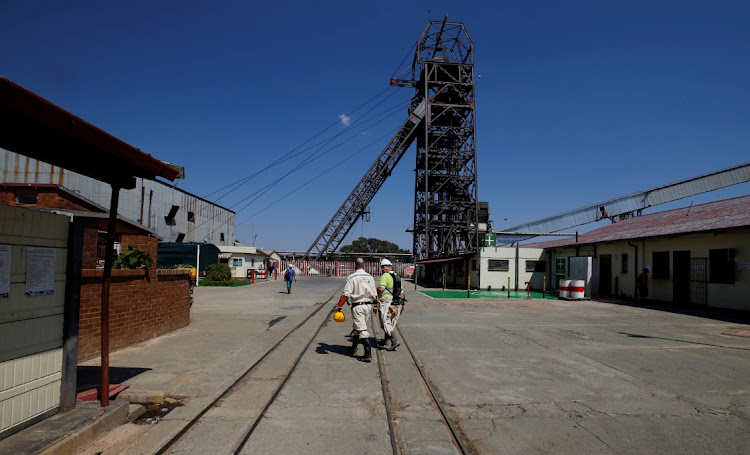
[2,1,749,252]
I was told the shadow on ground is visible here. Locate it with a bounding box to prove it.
[77,366,152,393]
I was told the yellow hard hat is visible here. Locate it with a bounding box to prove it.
[333,310,345,323]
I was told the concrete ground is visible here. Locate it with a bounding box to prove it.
[5,276,749,454]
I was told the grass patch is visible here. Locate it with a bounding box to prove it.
[199,280,252,287]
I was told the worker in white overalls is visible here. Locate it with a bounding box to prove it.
[377,258,403,351]
[333,257,377,362]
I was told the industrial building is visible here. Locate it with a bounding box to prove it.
[426,195,750,311]
[1,148,235,245]
[524,195,750,310]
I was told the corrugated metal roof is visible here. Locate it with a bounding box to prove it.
[524,195,750,249]
[0,77,180,188]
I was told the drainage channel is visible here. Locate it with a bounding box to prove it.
[134,399,184,425]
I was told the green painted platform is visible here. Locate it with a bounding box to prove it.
[419,289,560,299]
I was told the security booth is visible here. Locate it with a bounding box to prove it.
[0,77,181,438]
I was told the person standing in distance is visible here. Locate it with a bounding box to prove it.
[637,267,649,300]
[284,264,297,294]
[333,258,377,362]
[377,258,403,351]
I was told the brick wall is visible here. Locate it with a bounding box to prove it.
[0,186,100,211]
[77,236,192,362]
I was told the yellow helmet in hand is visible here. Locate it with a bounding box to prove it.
[333,310,346,323]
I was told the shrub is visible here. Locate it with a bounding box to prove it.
[113,246,153,269]
[204,263,231,282]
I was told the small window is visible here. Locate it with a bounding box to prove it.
[187,211,195,222]
[220,233,225,242]
[232,258,242,267]
[488,260,509,271]
[621,253,629,273]
[652,252,670,279]
[526,260,546,272]
[16,194,37,204]
[555,258,566,275]
[709,248,735,284]
[251,258,255,266]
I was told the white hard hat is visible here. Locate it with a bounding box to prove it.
[288,264,293,268]
[380,258,392,266]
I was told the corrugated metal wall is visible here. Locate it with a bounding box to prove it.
[0,205,69,434]
[1,149,235,245]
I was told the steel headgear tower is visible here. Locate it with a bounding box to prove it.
[393,17,479,260]
[306,17,478,260]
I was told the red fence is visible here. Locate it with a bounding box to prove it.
[281,260,413,278]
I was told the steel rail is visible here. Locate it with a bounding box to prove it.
[233,301,336,454]
[372,320,401,455]
[396,326,472,455]
[155,288,341,455]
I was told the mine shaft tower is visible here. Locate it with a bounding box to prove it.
[393,18,479,259]
[305,18,479,260]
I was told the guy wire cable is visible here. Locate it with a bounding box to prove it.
[186,98,409,237]
[202,85,397,201]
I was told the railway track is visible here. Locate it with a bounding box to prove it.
[153,291,472,455]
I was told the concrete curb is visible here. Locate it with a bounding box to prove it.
[38,401,129,455]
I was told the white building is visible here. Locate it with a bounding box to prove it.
[525,195,750,310]
[218,246,268,280]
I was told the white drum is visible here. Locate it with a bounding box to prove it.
[570,280,585,299]
[559,280,571,299]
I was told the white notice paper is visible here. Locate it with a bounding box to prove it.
[26,247,56,296]
[0,245,10,298]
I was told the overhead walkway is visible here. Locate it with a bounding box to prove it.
[496,161,750,245]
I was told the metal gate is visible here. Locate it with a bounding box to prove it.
[690,258,707,305]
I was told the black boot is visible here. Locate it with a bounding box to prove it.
[358,338,372,362]
[377,338,387,347]
[387,333,401,351]
[348,335,359,356]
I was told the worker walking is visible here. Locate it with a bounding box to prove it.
[284,265,296,294]
[377,258,404,351]
[333,258,377,362]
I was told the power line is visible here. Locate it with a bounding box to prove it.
[237,127,400,228]
[202,85,398,201]
[185,97,409,238]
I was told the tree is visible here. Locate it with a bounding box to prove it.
[339,237,410,254]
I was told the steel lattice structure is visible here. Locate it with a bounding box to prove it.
[304,101,426,259]
[394,18,479,259]
[306,18,478,260]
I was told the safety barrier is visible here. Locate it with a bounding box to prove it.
[281,260,413,278]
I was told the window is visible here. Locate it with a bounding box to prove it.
[471,259,477,271]
[621,253,628,273]
[709,248,735,284]
[526,261,546,272]
[16,194,36,204]
[488,260,509,271]
[232,258,242,267]
[96,232,122,260]
[220,233,225,242]
[187,211,195,222]
[555,258,566,275]
[165,205,179,225]
[652,252,669,279]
